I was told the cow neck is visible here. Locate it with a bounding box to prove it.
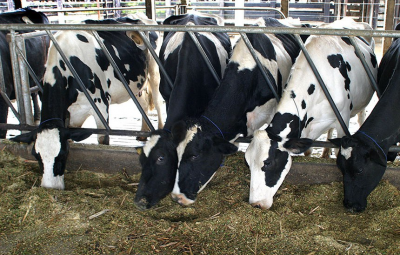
[355,131,387,162]
[201,115,225,139]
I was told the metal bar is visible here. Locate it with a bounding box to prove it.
[2,24,400,39]
[90,30,155,132]
[16,47,43,93]
[294,33,351,137]
[9,30,27,125]
[15,34,34,125]
[137,31,174,89]
[187,6,286,18]
[188,31,221,84]
[348,36,380,98]
[240,32,280,102]
[45,29,111,131]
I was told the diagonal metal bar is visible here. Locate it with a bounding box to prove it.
[91,30,155,132]
[137,31,174,89]
[294,33,351,137]
[45,29,111,131]
[348,36,380,98]
[240,32,280,102]
[188,31,221,84]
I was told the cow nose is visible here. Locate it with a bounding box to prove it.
[250,200,272,210]
[171,193,194,206]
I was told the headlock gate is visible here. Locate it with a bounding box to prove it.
[1,20,400,152]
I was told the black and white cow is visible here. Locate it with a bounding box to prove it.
[329,24,400,212]
[0,8,49,138]
[10,15,162,189]
[245,18,378,210]
[168,17,307,206]
[134,13,232,210]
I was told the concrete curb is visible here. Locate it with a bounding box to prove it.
[1,139,399,189]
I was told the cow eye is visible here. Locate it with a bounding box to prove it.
[261,159,272,172]
[156,155,165,165]
[190,155,199,161]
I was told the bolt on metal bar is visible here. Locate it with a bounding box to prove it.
[9,30,27,125]
[240,32,280,102]
[45,29,111,131]
[294,33,351,137]
[348,36,381,98]
[188,31,221,84]
[137,31,174,89]
[90,30,155,132]
[15,47,43,93]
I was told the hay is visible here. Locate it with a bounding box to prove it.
[0,150,399,254]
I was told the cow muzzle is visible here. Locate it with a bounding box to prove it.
[171,193,195,206]
[250,199,273,210]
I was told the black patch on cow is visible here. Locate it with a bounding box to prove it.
[59,60,66,71]
[341,37,351,46]
[350,102,353,111]
[267,112,302,139]
[347,94,350,99]
[370,53,377,68]
[263,140,289,187]
[327,54,351,91]
[307,84,315,95]
[305,117,314,128]
[290,90,296,98]
[76,34,89,43]
[301,100,306,109]
[107,79,111,88]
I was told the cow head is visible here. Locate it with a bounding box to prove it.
[330,133,387,212]
[134,129,184,210]
[170,121,238,206]
[245,130,312,209]
[10,119,92,189]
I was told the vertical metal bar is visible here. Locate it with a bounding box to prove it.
[188,31,221,84]
[294,34,351,137]
[0,51,22,122]
[348,36,380,98]
[91,30,155,132]
[9,30,27,125]
[16,47,43,93]
[45,29,111,131]
[16,35,34,125]
[137,30,174,89]
[240,32,280,103]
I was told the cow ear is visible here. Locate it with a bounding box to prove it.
[9,130,37,144]
[67,128,93,142]
[283,138,313,154]
[213,136,238,155]
[171,121,188,145]
[126,31,147,50]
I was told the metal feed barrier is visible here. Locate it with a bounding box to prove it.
[1,22,400,152]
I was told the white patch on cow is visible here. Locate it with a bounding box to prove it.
[198,31,230,76]
[35,129,65,190]
[341,146,353,160]
[163,30,187,60]
[172,125,200,196]
[112,45,121,60]
[21,16,34,24]
[246,100,277,136]
[124,64,130,72]
[143,135,161,157]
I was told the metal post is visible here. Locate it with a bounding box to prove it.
[15,34,34,125]
[188,31,221,84]
[145,0,156,20]
[294,34,351,137]
[91,30,155,132]
[281,0,289,19]
[9,30,27,125]
[383,0,395,54]
[240,32,280,103]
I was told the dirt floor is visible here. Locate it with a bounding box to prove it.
[0,149,399,255]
